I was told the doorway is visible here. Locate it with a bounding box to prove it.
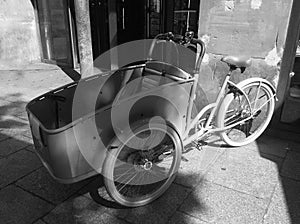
[90,0,110,59]
[36,0,77,67]
[269,0,300,139]
[89,0,201,46]
[147,0,201,38]
[88,0,201,63]
[116,0,147,44]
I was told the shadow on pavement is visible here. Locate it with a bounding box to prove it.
[3,89,299,223]
[257,130,300,224]
[73,173,206,224]
[58,66,81,82]
[0,95,207,224]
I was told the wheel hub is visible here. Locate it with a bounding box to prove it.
[241,109,251,118]
[143,161,153,170]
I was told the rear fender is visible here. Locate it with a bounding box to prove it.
[236,77,276,95]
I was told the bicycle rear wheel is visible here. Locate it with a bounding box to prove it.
[103,120,182,207]
[216,82,275,147]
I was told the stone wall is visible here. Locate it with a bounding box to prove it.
[0,0,40,67]
[197,0,293,103]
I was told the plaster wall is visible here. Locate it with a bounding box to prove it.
[0,0,40,67]
[197,0,293,103]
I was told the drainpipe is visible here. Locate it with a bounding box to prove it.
[40,0,53,60]
[74,0,93,78]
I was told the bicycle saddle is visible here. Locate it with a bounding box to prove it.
[221,56,252,68]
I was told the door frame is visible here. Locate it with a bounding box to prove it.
[33,0,79,68]
[271,0,300,128]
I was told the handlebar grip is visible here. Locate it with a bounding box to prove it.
[191,38,205,47]
[155,32,173,40]
[190,38,206,73]
[173,34,184,43]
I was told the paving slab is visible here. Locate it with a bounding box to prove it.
[263,178,300,224]
[0,131,10,142]
[42,196,94,224]
[0,62,63,71]
[78,175,114,201]
[288,141,300,153]
[33,220,48,224]
[0,150,42,188]
[0,64,299,224]
[16,168,91,204]
[79,212,129,224]
[0,114,31,138]
[255,135,289,158]
[0,99,27,117]
[0,135,31,156]
[176,143,223,188]
[13,133,33,143]
[167,211,208,224]
[0,69,71,102]
[204,146,282,199]
[280,151,300,181]
[20,127,33,138]
[82,181,193,224]
[15,111,29,121]
[77,176,131,220]
[120,183,191,224]
[0,185,53,224]
[179,181,268,224]
[43,195,128,224]
[0,87,48,103]
[25,144,35,152]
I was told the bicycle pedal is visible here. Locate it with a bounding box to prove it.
[196,140,208,151]
[195,145,204,151]
[197,140,208,146]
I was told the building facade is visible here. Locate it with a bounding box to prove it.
[1,0,299,131]
[0,0,40,66]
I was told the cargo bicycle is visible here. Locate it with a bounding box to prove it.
[26,31,276,207]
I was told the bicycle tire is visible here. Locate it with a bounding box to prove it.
[103,119,182,207]
[216,81,275,147]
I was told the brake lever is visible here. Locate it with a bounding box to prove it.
[172,34,185,44]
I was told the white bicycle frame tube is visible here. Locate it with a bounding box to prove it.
[183,74,254,146]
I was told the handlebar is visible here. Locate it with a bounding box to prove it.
[148,31,206,73]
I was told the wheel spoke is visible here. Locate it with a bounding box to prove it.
[104,122,182,207]
[114,168,136,182]
[218,83,274,146]
[117,172,139,192]
[144,130,160,149]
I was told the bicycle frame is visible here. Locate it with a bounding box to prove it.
[182,71,254,146]
[148,33,276,147]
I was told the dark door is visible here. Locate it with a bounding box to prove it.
[172,0,200,35]
[36,0,75,67]
[147,0,164,38]
[146,0,200,38]
[117,0,147,44]
[90,0,110,59]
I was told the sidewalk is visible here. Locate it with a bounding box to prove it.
[0,64,299,224]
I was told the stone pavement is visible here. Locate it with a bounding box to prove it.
[0,64,300,224]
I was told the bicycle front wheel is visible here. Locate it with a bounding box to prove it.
[103,120,182,207]
[217,82,275,147]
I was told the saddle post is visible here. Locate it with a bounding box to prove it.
[204,73,231,129]
[227,65,237,76]
[203,57,245,129]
